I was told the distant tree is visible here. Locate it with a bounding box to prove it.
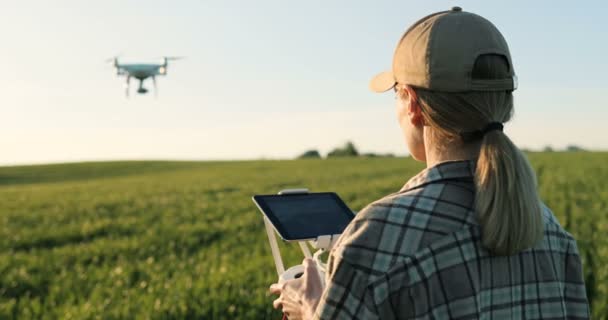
[327,141,359,158]
[543,145,554,152]
[566,145,586,152]
[297,150,321,159]
[343,142,358,156]
[327,148,346,158]
[362,152,395,158]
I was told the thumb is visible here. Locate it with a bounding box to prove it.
[303,258,317,271]
[303,259,322,288]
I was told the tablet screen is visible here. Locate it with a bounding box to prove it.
[253,193,354,241]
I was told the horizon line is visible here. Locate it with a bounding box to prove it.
[2,149,607,168]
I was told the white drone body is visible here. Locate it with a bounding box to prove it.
[107,56,182,97]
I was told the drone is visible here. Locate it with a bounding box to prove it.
[107,56,183,97]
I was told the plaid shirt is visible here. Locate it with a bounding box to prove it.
[314,160,589,319]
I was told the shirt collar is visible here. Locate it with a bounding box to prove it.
[400,160,476,192]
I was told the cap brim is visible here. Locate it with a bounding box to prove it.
[369,71,396,93]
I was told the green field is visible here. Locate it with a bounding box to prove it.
[1,153,607,319]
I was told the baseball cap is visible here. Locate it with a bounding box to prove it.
[369,7,517,93]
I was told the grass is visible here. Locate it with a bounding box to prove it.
[0,153,606,319]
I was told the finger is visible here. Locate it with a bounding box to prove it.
[305,264,320,281]
[281,300,303,320]
[272,297,283,309]
[302,258,315,269]
[270,283,282,290]
[302,262,323,297]
[280,278,302,292]
[302,259,316,280]
[303,259,320,279]
[283,310,302,320]
[269,283,282,295]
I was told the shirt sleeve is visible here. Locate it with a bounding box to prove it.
[313,258,379,320]
[563,240,591,318]
[312,200,410,319]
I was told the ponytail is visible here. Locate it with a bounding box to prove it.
[404,54,544,256]
[475,130,543,255]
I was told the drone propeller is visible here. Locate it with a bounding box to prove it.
[163,56,185,61]
[105,55,123,76]
[160,56,185,67]
[104,57,117,68]
[104,53,123,65]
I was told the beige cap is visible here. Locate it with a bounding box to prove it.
[370,7,517,93]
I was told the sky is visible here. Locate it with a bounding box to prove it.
[1,0,607,165]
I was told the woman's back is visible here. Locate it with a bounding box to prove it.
[317,160,589,319]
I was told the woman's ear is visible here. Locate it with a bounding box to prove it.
[404,85,425,127]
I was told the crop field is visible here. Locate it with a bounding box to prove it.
[1,153,607,319]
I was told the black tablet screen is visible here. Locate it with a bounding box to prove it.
[253,193,354,240]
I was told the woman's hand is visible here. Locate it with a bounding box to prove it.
[269,258,324,320]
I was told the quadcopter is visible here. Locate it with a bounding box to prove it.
[107,56,182,97]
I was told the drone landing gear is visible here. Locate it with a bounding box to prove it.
[123,77,156,98]
[124,75,131,98]
[137,79,148,95]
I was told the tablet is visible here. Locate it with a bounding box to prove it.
[252,192,355,241]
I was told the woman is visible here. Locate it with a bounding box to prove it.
[270,7,589,319]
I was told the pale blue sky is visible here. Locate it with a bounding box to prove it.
[1,0,607,165]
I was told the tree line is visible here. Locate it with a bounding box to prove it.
[297,141,395,159]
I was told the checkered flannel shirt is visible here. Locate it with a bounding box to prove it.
[314,160,589,319]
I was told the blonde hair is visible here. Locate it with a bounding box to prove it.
[399,55,544,255]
